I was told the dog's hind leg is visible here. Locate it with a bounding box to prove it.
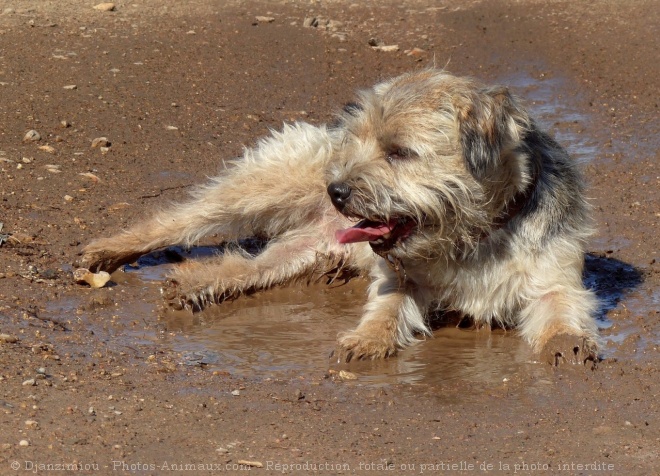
[166,230,354,311]
[79,123,334,273]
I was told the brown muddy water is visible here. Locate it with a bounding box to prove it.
[55,258,548,388]
[51,246,651,387]
[46,70,655,386]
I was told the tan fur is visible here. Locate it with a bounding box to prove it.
[80,70,600,366]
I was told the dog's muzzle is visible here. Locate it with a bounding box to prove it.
[327,182,352,211]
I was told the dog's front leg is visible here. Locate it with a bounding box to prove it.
[518,284,601,367]
[336,261,432,362]
[78,193,238,273]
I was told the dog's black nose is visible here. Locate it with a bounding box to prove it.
[327,182,352,209]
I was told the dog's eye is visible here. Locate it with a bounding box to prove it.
[386,146,414,163]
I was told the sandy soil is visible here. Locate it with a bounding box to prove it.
[0,0,658,474]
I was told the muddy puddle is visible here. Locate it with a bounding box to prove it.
[104,258,548,387]
[161,286,543,385]
[47,247,652,387]
[65,248,527,384]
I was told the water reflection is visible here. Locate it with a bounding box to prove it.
[154,281,540,386]
[496,69,600,162]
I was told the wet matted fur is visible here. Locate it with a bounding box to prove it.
[80,69,600,366]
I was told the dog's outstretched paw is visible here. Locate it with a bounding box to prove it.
[542,334,600,369]
[335,332,397,362]
[78,243,142,274]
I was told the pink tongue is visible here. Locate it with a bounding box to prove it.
[335,221,393,244]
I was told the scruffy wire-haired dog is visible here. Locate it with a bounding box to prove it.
[80,70,600,366]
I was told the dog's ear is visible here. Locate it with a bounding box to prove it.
[454,86,529,180]
[329,101,364,129]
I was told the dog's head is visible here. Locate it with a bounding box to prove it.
[326,69,532,259]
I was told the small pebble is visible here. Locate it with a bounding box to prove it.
[63,84,77,90]
[303,17,318,28]
[91,137,110,148]
[23,130,41,142]
[22,378,36,386]
[0,333,19,343]
[338,370,357,380]
[372,45,399,52]
[60,120,71,128]
[231,390,240,396]
[38,145,55,154]
[255,16,275,23]
[19,440,30,447]
[25,420,38,429]
[79,172,101,183]
[406,47,426,57]
[74,268,111,288]
[93,3,116,12]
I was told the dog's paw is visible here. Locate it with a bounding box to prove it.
[162,279,208,312]
[335,332,397,362]
[542,334,600,369]
[78,241,142,273]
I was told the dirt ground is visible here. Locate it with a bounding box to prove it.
[0,0,658,474]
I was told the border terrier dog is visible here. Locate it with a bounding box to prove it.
[80,69,600,366]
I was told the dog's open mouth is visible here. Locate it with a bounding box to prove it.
[335,218,416,251]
